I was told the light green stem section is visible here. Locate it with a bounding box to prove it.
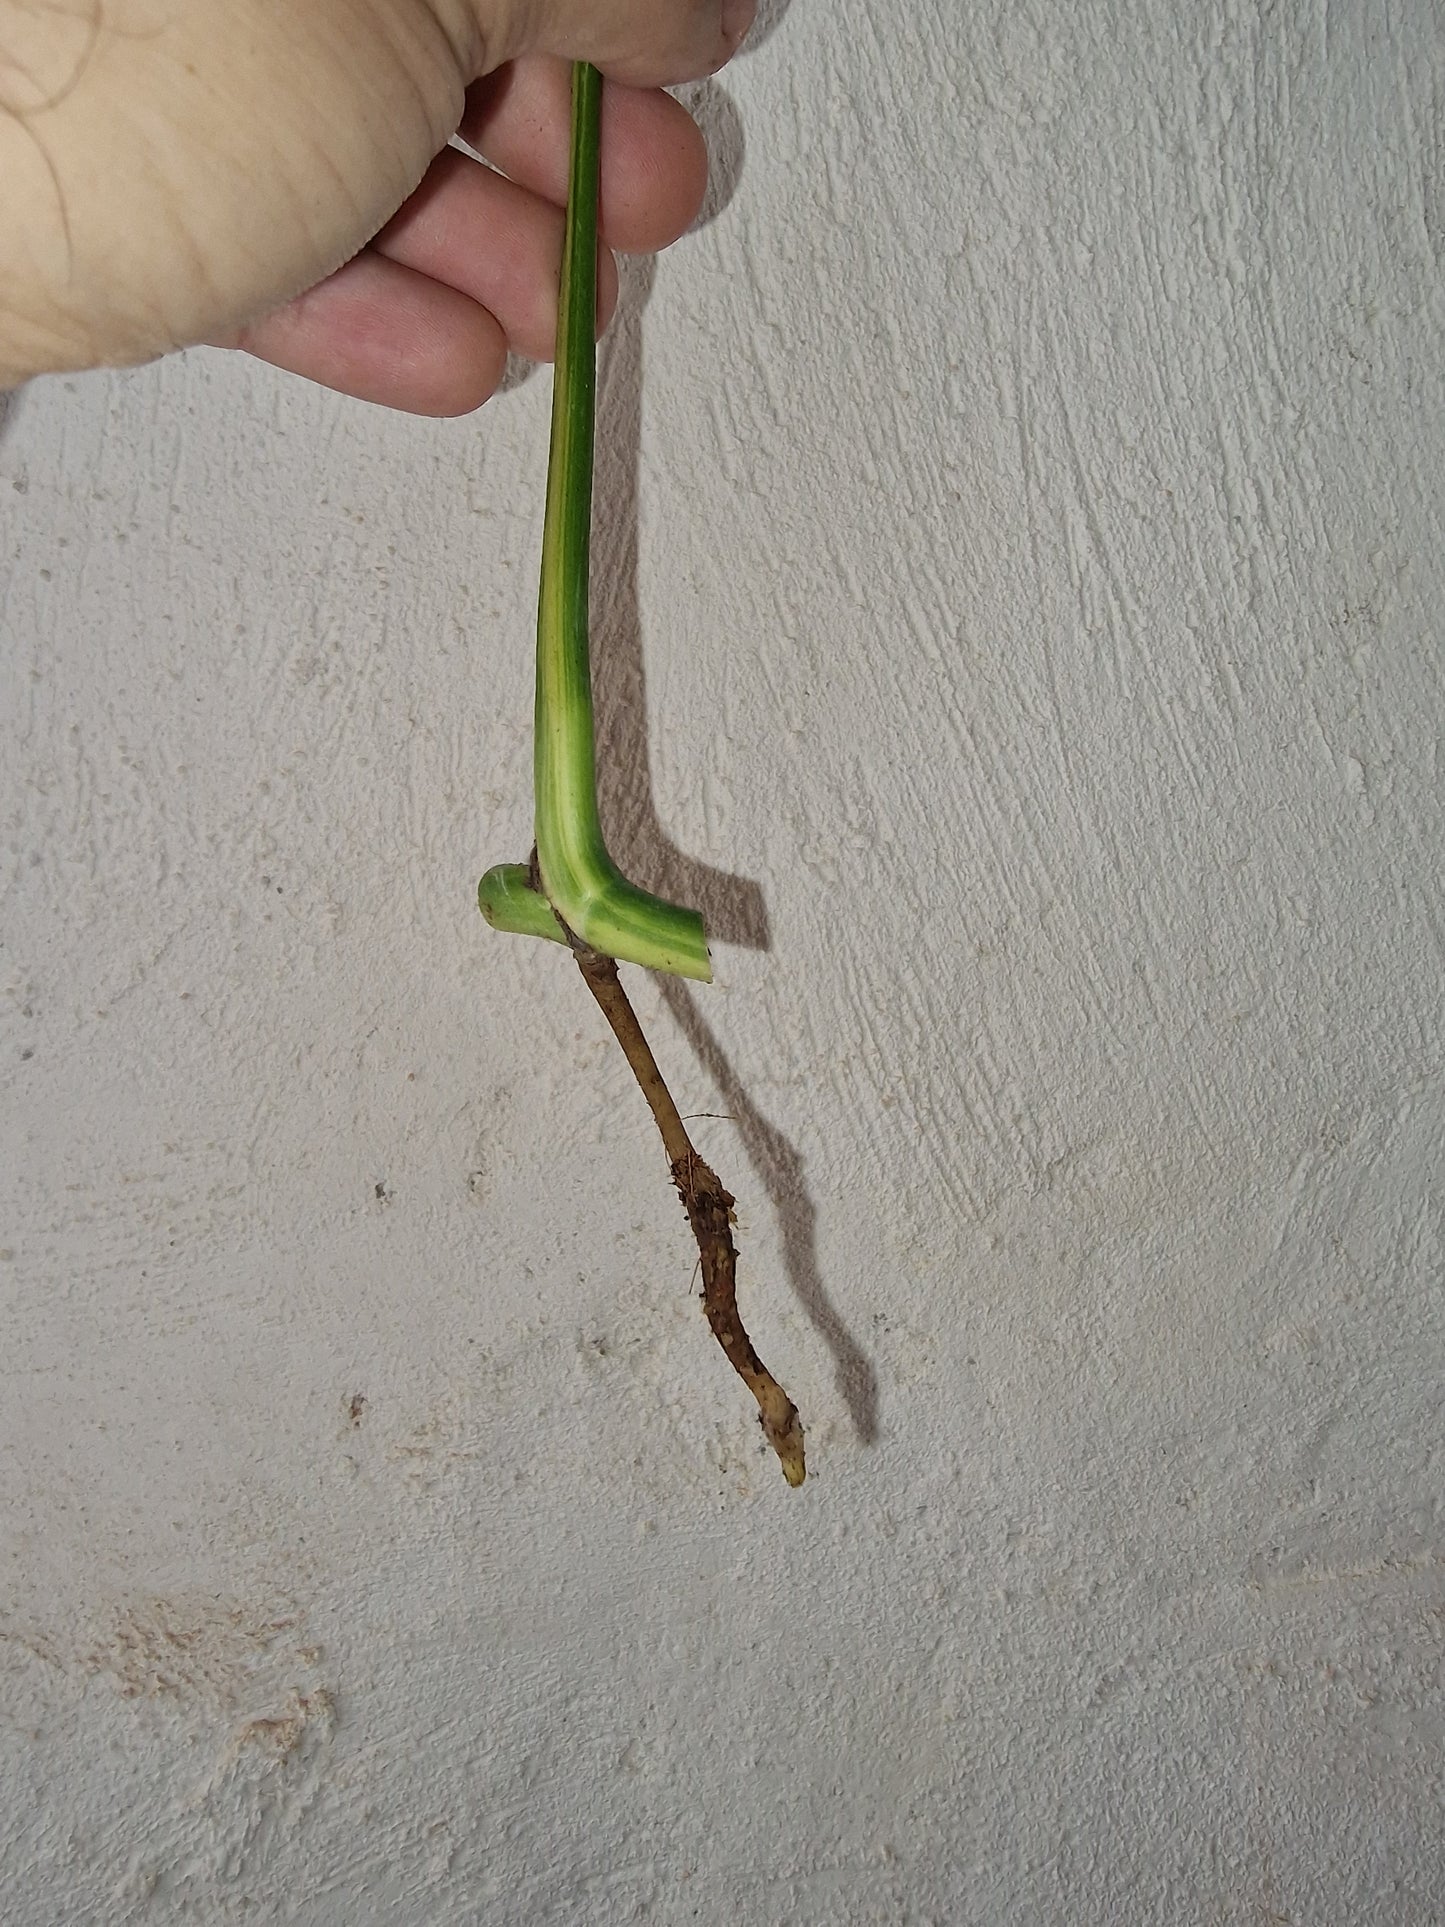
[478,62,711,983]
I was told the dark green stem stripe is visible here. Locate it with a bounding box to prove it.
[479,61,712,984]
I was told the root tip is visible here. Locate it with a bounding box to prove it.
[764,1409,807,1488]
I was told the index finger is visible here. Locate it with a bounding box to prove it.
[459,56,708,254]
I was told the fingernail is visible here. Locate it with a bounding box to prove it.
[722,0,757,50]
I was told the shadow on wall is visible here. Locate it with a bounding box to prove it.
[586,59,880,1449]
[739,0,795,55]
[659,977,881,1444]
[0,388,19,448]
[677,72,750,232]
[591,251,767,946]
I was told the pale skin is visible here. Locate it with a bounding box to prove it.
[0,0,754,412]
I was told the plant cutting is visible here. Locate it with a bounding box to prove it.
[478,62,805,1488]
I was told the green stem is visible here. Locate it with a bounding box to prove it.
[479,62,711,983]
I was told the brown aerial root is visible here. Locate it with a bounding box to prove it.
[572,944,806,1488]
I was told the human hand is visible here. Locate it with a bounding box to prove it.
[0,0,753,412]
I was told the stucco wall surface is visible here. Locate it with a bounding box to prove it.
[2,1,1443,1920]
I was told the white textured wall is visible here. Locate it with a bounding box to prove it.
[3,1,1443,1919]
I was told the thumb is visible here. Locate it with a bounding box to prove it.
[499,0,756,87]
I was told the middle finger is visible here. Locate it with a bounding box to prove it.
[368,146,621,363]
